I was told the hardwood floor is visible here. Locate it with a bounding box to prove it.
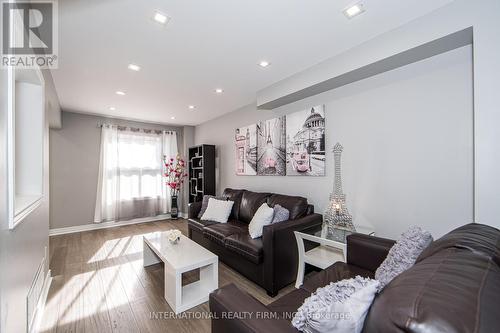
[41,219,297,333]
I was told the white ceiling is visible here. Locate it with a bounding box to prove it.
[51,0,454,126]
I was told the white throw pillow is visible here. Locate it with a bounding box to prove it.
[200,198,234,223]
[292,276,379,333]
[248,203,275,239]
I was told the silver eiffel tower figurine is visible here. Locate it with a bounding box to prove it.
[324,143,355,243]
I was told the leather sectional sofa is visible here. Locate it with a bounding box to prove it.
[210,223,500,332]
[188,188,323,297]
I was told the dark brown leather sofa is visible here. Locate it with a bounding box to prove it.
[188,188,323,297]
[210,223,500,333]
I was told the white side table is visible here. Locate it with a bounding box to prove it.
[294,226,375,288]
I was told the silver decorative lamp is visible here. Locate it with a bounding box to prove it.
[324,143,355,243]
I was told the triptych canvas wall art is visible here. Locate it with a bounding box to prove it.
[235,105,325,176]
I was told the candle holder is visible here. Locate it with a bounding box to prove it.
[168,229,182,245]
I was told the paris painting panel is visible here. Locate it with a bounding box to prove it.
[286,105,326,176]
[256,116,286,176]
[235,124,257,175]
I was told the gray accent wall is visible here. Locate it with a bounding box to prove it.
[195,45,474,239]
[49,112,188,230]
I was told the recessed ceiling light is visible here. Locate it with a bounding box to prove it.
[116,91,126,96]
[215,88,223,94]
[171,116,176,120]
[343,3,365,19]
[109,107,116,111]
[259,61,270,68]
[188,105,195,110]
[153,11,169,25]
[127,63,141,71]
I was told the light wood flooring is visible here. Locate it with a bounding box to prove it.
[40,219,296,333]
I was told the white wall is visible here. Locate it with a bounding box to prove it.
[258,0,500,230]
[195,46,473,239]
[44,70,62,129]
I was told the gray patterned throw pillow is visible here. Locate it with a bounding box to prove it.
[375,226,433,291]
[198,195,226,219]
[271,204,290,223]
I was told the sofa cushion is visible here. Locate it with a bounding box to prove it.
[417,223,500,266]
[188,218,218,233]
[267,194,308,220]
[239,191,272,223]
[225,233,263,264]
[364,248,500,333]
[203,220,248,245]
[222,188,245,220]
[301,262,374,294]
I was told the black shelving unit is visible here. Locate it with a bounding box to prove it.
[188,144,215,203]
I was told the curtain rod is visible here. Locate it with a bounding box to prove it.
[97,122,176,135]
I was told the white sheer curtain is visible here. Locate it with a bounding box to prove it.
[94,126,178,223]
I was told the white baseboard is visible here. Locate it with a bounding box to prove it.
[31,269,52,333]
[49,212,187,236]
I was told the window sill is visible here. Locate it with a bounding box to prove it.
[11,195,43,229]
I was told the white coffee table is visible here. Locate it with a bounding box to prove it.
[143,232,218,314]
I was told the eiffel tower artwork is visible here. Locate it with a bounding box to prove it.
[324,143,356,243]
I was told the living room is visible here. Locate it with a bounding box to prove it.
[1,0,499,332]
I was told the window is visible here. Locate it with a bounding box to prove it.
[116,130,164,201]
[7,67,45,229]
[94,126,177,223]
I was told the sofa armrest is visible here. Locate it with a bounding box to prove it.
[210,283,296,333]
[188,201,202,219]
[346,233,395,273]
[264,213,322,234]
[262,213,323,295]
